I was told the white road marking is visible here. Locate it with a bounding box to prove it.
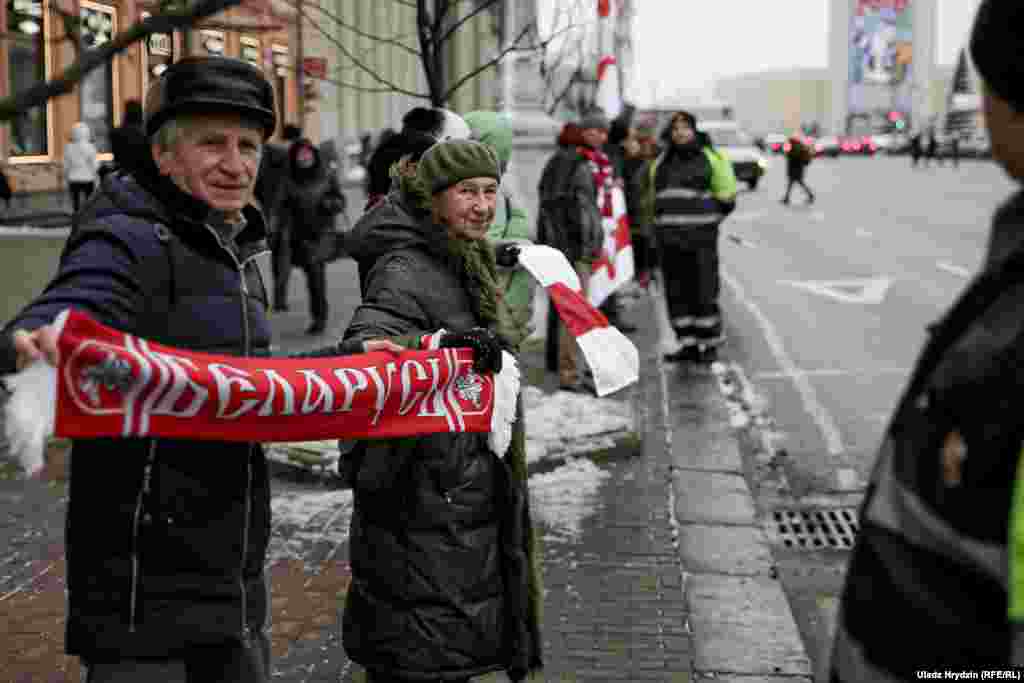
[855,228,874,238]
[729,211,768,223]
[753,367,909,380]
[723,270,845,455]
[936,261,970,278]
[779,276,893,304]
[726,234,758,248]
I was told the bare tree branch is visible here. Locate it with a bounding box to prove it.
[296,0,429,100]
[0,0,243,122]
[441,20,532,103]
[296,0,419,58]
[436,0,501,47]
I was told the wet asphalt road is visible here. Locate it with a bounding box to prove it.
[715,153,1015,677]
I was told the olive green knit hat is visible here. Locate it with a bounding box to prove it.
[416,139,501,195]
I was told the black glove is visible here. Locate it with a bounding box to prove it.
[440,327,503,374]
[494,243,521,268]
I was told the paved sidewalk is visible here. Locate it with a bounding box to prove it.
[0,252,810,682]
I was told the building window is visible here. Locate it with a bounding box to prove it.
[240,36,261,68]
[7,0,48,158]
[80,1,117,153]
[271,44,289,130]
[141,10,173,93]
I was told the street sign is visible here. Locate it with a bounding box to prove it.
[302,57,326,80]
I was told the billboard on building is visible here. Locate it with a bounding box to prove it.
[849,0,914,129]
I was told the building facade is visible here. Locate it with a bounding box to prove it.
[311,0,501,149]
[2,0,298,198]
[712,0,944,136]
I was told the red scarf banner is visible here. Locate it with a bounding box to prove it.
[2,309,520,476]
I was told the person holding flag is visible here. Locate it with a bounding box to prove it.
[537,110,611,392]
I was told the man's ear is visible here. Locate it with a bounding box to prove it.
[151,143,170,175]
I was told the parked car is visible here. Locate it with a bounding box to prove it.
[814,136,842,158]
[839,135,878,156]
[699,121,770,190]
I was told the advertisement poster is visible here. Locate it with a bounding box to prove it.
[849,0,913,119]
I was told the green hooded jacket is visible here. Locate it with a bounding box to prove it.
[465,110,536,349]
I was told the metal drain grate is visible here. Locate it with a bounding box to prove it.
[767,507,860,550]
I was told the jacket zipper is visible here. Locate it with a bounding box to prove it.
[128,439,158,631]
[204,224,265,642]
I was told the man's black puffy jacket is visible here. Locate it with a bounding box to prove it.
[1,169,273,660]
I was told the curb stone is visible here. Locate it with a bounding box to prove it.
[654,337,812,680]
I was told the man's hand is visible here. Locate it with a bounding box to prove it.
[439,328,504,374]
[12,325,59,370]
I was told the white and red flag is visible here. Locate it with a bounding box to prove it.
[518,245,638,397]
[587,180,635,310]
[2,309,520,476]
[595,55,622,120]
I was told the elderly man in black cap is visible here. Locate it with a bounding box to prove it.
[0,56,279,682]
[829,1,1024,679]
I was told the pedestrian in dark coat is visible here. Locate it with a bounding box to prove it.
[0,56,279,682]
[831,2,1024,678]
[781,134,816,204]
[281,137,346,335]
[341,139,542,683]
[110,99,155,180]
[535,112,610,390]
[257,124,301,311]
[926,126,942,166]
[909,131,923,167]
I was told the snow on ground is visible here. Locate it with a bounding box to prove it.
[266,387,634,553]
[522,385,633,465]
[528,458,611,543]
[268,489,353,564]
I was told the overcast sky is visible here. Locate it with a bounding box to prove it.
[627,0,982,105]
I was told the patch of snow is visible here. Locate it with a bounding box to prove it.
[529,458,610,542]
[521,386,634,465]
[269,489,352,563]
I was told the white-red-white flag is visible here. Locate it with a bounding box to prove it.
[595,55,622,120]
[518,245,638,397]
[587,180,635,309]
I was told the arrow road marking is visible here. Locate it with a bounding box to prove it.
[779,277,893,304]
[936,261,970,278]
[724,270,845,456]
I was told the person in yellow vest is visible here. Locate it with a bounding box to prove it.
[637,110,737,363]
[831,1,1024,678]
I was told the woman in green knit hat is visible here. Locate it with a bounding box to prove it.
[341,138,542,683]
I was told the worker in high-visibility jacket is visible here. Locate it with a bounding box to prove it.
[636,110,737,363]
[831,1,1024,678]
